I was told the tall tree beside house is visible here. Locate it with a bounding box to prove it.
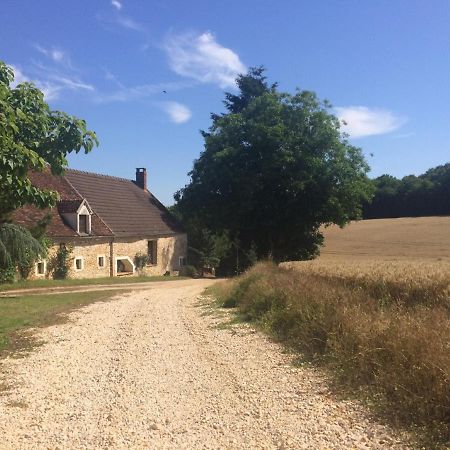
[0,61,98,272]
[174,67,373,266]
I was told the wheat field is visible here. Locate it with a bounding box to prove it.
[319,216,450,261]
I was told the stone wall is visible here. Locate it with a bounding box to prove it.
[31,233,187,279]
[113,234,187,276]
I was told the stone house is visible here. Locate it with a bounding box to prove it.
[13,168,187,279]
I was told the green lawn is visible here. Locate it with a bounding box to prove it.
[0,290,121,355]
[0,275,189,292]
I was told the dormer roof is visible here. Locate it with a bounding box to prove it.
[12,170,113,238]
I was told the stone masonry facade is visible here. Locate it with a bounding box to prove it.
[32,234,187,280]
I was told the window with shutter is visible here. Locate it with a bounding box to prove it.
[147,240,157,265]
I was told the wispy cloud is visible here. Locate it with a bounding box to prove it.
[163,31,246,88]
[33,44,70,66]
[10,64,61,100]
[97,4,145,34]
[114,14,143,32]
[10,58,94,101]
[95,80,191,103]
[335,106,406,138]
[161,101,192,124]
[111,0,122,10]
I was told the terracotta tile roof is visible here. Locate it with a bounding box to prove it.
[65,169,184,237]
[11,170,113,238]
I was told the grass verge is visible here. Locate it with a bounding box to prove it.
[0,290,121,356]
[0,275,189,292]
[210,261,450,448]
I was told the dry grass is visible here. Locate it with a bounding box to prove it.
[320,216,450,261]
[212,261,450,447]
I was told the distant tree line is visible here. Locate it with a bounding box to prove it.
[363,163,450,219]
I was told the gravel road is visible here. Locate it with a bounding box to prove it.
[0,279,410,449]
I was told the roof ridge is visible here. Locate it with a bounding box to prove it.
[66,168,133,183]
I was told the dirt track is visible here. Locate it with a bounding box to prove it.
[0,280,409,449]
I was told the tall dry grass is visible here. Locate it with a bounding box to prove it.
[213,261,450,446]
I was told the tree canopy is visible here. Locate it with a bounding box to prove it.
[0,61,98,221]
[174,68,373,266]
[0,61,98,270]
[364,163,450,218]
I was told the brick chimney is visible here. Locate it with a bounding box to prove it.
[135,168,147,190]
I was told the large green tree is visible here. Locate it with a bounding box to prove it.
[174,68,373,264]
[0,62,98,269]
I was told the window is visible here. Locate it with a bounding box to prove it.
[36,261,46,275]
[179,256,186,267]
[74,257,83,271]
[147,240,157,265]
[98,256,105,268]
[78,214,89,234]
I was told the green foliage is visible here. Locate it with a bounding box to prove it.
[364,163,450,218]
[184,265,198,278]
[174,67,373,265]
[0,265,16,284]
[0,223,45,271]
[17,214,52,279]
[0,61,98,221]
[187,228,232,270]
[134,252,150,272]
[0,61,98,272]
[50,244,72,280]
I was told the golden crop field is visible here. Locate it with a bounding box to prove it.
[283,216,450,308]
[318,216,450,261]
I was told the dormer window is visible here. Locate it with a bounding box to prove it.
[79,214,89,234]
[76,200,92,235]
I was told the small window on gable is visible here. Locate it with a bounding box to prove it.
[36,261,46,275]
[98,256,105,268]
[79,214,89,234]
[147,240,157,265]
[75,257,83,271]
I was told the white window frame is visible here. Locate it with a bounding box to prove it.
[74,257,84,271]
[97,254,106,268]
[35,260,47,276]
[77,213,91,235]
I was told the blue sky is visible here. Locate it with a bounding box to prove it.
[2,0,449,204]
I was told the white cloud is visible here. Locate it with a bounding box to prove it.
[9,63,93,101]
[335,106,406,138]
[34,44,68,65]
[162,101,192,124]
[111,0,122,10]
[10,65,29,85]
[163,31,246,88]
[115,14,143,31]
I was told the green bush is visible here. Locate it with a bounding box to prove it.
[51,245,72,279]
[184,265,198,278]
[0,265,16,284]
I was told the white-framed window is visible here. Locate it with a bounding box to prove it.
[78,214,91,235]
[35,260,46,276]
[97,255,106,268]
[74,257,84,271]
[179,256,186,267]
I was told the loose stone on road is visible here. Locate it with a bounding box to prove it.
[0,279,410,449]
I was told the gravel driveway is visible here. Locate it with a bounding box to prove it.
[0,279,410,449]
